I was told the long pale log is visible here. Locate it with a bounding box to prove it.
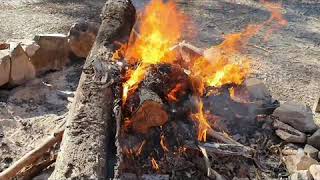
[49,1,136,179]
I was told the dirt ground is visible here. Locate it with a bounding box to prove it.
[0,0,319,178]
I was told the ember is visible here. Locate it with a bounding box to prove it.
[151,158,160,170]
[115,0,288,179]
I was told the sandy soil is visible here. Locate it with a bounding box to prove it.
[0,0,319,178]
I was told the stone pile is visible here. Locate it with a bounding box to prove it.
[272,99,320,180]
[0,21,99,88]
[242,78,320,179]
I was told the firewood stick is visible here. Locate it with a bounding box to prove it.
[185,141,255,159]
[18,155,57,180]
[207,129,242,146]
[0,121,65,180]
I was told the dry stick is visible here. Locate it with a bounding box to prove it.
[18,155,58,180]
[185,141,255,159]
[207,129,243,146]
[0,120,66,180]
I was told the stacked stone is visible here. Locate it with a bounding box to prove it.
[0,21,99,88]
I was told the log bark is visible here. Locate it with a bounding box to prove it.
[49,1,136,179]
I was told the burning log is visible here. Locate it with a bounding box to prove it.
[48,1,136,180]
[130,100,168,134]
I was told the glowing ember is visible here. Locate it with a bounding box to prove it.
[137,140,146,155]
[167,83,184,102]
[151,157,160,170]
[191,100,211,142]
[160,135,169,152]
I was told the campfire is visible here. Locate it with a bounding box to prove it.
[113,0,287,178]
[3,0,320,179]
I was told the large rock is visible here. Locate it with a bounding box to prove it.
[0,49,11,86]
[273,101,318,133]
[309,164,320,180]
[307,129,320,150]
[9,43,36,85]
[243,78,279,115]
[290,170,313,180]
[273,120,306,143]
[284,152,319,173]
[30,34,69,74]
[68,21,100,58]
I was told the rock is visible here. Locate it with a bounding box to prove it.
[0,42,9,50]
[290,170,313,180]
[31,34,69,74]
[273,101,318,133]
[273,120,306,143]
[313,96,320,113]
[304,144,319,160]
[7,39,40,57]
[307,129,320,150]
[68,21,100,58]
[9,44,36,85]
[244,78,271,102]
[309,164,320,180]
[243,78,279,115]
[0,49,11,86]
[284,152,319,173]
[282,144,301,156]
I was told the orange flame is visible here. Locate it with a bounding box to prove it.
[190,25,260,92]
[120,0,186,104]
[262,1,288,41]
[151,157,160,170]
[125,0,186,64]
[191,100,211,142]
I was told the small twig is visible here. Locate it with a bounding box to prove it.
[248,44,270,53]
[207,129,242,146]
[198,145,211,177]
[0,119,66,180]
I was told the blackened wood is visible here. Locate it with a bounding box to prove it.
[49,1,136,179]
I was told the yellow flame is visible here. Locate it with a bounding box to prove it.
[122,64,148,104]
[191,100,211,142]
